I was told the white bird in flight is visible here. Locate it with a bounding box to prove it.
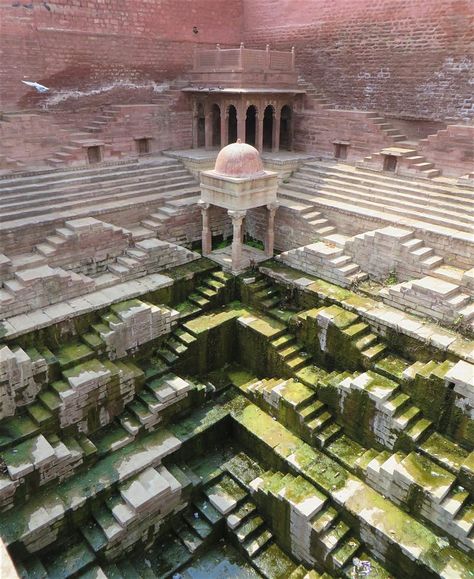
[21,80,49,93]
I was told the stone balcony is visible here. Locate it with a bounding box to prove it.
[188,44,299,89]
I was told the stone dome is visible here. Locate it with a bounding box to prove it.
[214,139,265,178]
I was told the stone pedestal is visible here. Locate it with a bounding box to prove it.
[265,202,278,257]
[228,210,246,272]
[198,201,212,256]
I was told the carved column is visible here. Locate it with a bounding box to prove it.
[199,201,212,256]
[204,112,213,149]
[237,103,246,143]
[192,106,199,149]
[221,107,228,147]
[265,202,278,257]
[256,108,263,152]
[228,209,246,271]
[272,109,281,153]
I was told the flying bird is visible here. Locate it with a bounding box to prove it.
[21,80,49,93]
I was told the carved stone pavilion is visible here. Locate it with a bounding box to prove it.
[199,140,278,273]
[183,43,304,152]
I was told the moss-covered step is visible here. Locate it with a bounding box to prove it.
[402,359,473,448]
[260,261,474,366]
[0,427,182,550]
[322,370,433,452]
[251,469,369,575]
[231,399,474,577]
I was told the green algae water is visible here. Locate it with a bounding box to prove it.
[178,542,262,578]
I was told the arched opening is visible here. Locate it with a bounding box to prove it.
[263,105,274,151]
[245,105,257,147]
[228,105,237,143]
[197,103,205,148]
[211,104,221,148]
[279,105,292,150]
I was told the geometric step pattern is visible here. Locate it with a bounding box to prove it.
[252,469,365,574]
[0,345,47,420]
[360,145,441,179]
[87,299,180,360]
[337,370,433,450]
[364,450,474,553]
[277,241,368,288]
[346,225,445,282]
[0,265,95,320]
[107,237,200,281]
[277,159,474,240]
[380,275,474,329]
[232,399,473,577]
[33,217,130,272]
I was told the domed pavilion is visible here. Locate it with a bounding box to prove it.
[199,140,278,273]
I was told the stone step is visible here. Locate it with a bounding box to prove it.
[0,175,198,220]
[280,179,473,229]
[0,183,200,231]
[302,161,474,200]
[3,161,185,197]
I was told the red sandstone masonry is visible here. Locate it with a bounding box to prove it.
[0,0,243,111]
[293,107,404,162]
[242,0,474,122]
[417,125,474,178]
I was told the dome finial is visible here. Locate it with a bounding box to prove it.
[237,138,241,144]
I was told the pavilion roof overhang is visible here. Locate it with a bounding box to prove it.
[182,87,306,95]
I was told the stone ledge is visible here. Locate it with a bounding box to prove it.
[0,273,174,341]
[260,262,474,364]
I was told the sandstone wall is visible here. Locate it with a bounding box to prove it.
[1,0,243,111]
[243,0,474,122]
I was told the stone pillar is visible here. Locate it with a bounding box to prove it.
[228,210,246,271]
[256,109,263,152]
[265,202,278,257]
[199,201,212,256]
[237,104,246,143]
[192,110,199,149]
[221,107,228,147]
[205,112,213,149]
[272,110,281,153]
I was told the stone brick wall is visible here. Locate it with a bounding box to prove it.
[293,108,399,161]
[243,0,474,122]
[418,124,474,177]
[1,0,243,111]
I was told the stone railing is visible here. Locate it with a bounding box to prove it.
[193,43,295,73]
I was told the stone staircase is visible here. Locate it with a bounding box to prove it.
[276,241,368,288]
[0,154,25,173]
[363,449,474,553]
[360,145,442,178]
[277,159,474,235]
[1,266,473,579]
[140,192,201,242]
[297,79,334,110]
[253,469,365,574]
[46,106,122,167]
[107,237,199,281]
[380,275,474,329]
[0,265,95,319]
[346,225,445,282]
[0,158,200,248]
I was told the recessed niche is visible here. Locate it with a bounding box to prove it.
[384,154,398,172]
[135,138,151,156]
[87,145,102,165]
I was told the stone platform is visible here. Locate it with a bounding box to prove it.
[165,148,315,180]
[207,245,269,274]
